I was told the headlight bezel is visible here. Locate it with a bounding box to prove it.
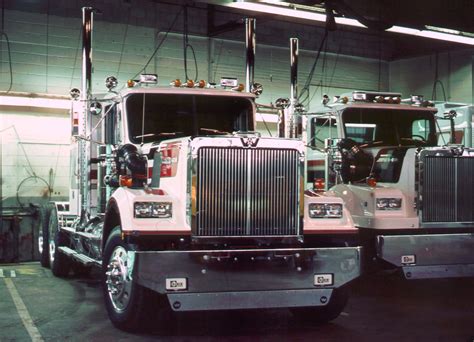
[308,203,343,219]
[375,198,402,210]
[134,202,173,218]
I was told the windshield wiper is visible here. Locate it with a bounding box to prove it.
[199,127,231,135]
[133,132,181,139]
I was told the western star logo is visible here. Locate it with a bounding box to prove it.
[241,136,259,148]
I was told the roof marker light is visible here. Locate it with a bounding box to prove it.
[232,83,245,92]
[171,79,182,87]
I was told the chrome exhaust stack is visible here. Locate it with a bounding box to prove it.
[245,18,256,93]
[79,6,94,221]
[279,38,302,139]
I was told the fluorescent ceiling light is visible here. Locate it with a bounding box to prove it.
[221,1,474,45]
[387,26,474,45]
[226,2,366,28]
[0,95,70,109]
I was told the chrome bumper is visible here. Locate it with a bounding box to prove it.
[133,246,362,311]
[377,233,474,279]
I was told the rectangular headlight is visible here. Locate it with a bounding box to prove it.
[134,202,172,218]
[376,198,402,210]
[309,203,343,218]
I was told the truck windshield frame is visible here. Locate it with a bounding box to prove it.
[125,93,255,144]
[341,107,437,147]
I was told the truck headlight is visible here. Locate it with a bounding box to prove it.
[309,203,343,218]
[376,198,402,210]
[134,202,172,218]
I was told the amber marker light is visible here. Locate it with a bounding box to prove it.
[186,80,194,88]
[171,79,182,87]
[119,175,133,187]
[313,178,325,191]
[127,79,136,87]
[367,176,377,187]
[197,80,206,88]
[233,83,245,92]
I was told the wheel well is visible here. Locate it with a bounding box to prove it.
[103,200,121,250]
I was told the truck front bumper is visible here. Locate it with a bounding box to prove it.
[133,246,362,312]
[377,233,474,279]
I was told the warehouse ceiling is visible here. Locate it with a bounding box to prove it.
[277,0,474,33]
[2,0,473,60]
[201,0,474,59]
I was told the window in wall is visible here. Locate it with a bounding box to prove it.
[310,116,337,150]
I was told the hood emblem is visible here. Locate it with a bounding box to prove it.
[241,136,259,148]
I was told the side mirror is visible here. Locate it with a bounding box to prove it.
[90,101,102,116]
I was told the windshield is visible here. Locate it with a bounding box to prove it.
[342,107,437,147]
[126,93,254,144]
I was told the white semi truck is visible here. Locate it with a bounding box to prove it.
[38,8,362,331]
[304,91,474,279]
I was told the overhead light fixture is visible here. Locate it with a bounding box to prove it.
[224,1,366,28]
[387,26,474,45]
[212,1,474,46]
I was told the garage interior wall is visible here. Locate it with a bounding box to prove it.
[0,4,472,260]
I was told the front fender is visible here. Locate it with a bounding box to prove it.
[108,187,190,236]
[303,191,357,234]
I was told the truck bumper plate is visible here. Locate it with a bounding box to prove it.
[133,247,362,312]
[376,233,474,279]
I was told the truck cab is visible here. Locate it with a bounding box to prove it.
[305,91,474,279]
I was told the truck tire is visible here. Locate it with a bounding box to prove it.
[291,287,349,324]
[102,227,171,332]
[38,204,53,268]
[49,206,71,277]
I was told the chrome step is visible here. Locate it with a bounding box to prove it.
[57,246,101,267]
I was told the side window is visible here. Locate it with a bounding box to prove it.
[310,116,337,149]
[412,119,430,140]
[345,123,376,143]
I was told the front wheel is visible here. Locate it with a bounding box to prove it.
[291,287,349,324]
[102,227,171,332]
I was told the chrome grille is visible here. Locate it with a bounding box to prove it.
[421,155,474,223]
[195,147,300,236]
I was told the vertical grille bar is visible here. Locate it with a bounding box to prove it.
[195,147,300,236]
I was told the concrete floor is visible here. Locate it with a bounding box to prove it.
[1,262,473,341]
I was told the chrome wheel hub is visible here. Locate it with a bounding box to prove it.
[38,235,44,255]
[49,238,56,265]
[106,246,132,313]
